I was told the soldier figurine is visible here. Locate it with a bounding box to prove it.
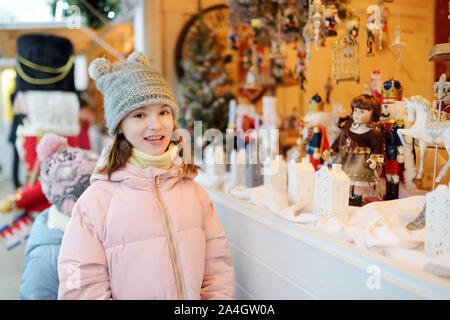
[381,78,405,200]
[302,94,330,170]
[0,34,80,216]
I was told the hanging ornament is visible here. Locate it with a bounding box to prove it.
[346,17,360,40]
[324,76,333,104]
[331,34,360,85]
[366,4,383,55]
[241,37,252,71]
[311,0,324,51]
[389,25,406,63]
[228,28,239,50]
[323,4,341,37]
[282,5,300,36]
[244,49,259,89]
[295,42,307,91]
[250,18,264,44]
[302,21,314,66]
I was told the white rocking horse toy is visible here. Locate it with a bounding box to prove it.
[397,95,450,183]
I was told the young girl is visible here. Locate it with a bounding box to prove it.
[328,94,384,206]
[20,133,99,300]
[57,52,235,300]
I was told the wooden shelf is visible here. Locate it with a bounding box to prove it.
[428,42,450,62]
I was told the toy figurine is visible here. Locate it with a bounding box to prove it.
[366,27,375,56]
[0,34,81,216]
[228,29,239,50]
[369,70,383,104]
[324,76,333,104]
[296,58,306,91]
[282,6,299,34]
[346,18,360,40]
[389,25,406,63]
[295,42,307,91]
[250,18,264,45]
[327,94,384,206]
[302,94,330,170]
[381,79,405,200]
[323,4,340,37]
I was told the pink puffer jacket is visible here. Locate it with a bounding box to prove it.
[57,152,234,300]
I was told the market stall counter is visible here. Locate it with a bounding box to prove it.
[196,176,450,300]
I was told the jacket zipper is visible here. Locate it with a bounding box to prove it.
[154,175,185,300]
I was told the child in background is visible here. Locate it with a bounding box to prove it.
[19,133,99,299]
[57,52,234,300]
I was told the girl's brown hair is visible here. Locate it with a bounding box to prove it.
[97,123,198,179]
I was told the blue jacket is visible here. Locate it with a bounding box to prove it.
[19,209,63,300]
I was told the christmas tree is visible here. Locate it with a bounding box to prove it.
[177,2,234,140]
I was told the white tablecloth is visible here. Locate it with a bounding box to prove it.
[194,171,450,280]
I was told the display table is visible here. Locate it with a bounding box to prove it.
[204,187,450,299]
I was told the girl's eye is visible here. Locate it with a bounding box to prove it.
[134,113,144,118]
[160,110,170,116]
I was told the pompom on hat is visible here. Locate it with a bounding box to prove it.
[88,51,179,136]
[37,133,99,216]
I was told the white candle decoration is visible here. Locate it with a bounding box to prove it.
[288,157,315,205]
[313,164,350,222]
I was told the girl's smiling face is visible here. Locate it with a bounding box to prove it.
[352,107,373,125]
[119,104,173,156]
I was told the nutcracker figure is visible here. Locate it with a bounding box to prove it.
[327,94,384,206]
[303,94,330,170]
[381,79,404,200]
[0,34,81,216]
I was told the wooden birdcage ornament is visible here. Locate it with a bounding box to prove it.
[331,35,360,85]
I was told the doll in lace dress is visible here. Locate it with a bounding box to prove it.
[327,94,385,206]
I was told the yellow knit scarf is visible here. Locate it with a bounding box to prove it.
[129,142,178,170]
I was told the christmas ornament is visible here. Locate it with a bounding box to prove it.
[323,3,341,37]
[228,29,239,50]
[311,0,324,50]
[366,4,383,55]
[331,34,360,85]
[324,76,333,104]
[302,21,314,66]
[294,42,307,91]
[389,25,406,63]
[227,0,354,44]
[346,17,360,40]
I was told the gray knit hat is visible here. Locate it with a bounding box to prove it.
[88,52,178,135]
